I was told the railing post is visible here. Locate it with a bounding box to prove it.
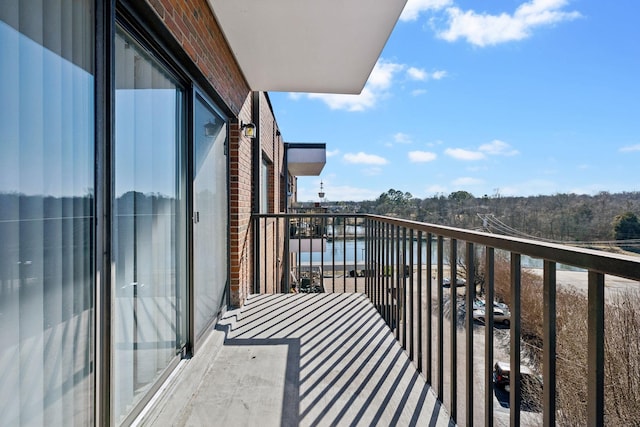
[417,230,423,373]
[485,247,495,427]
[263,215,268,292]
[378,221,383,313]
[354,216,359,293]
[331,216,336,292]
[543,260,557,427]
[342,219,347,292]
[437,235,444,401]
[395,224,401,341]
[365,219,370,298]
[510,253,522,427]
[385,223,390,324]
[402,227,408,350]
[284,217,290,292]
[450,238,457,420]
[587,271,605,427]
[408,229,414,363]
[426,232,433,384]
[254,215,261,294]
[465,242,474,426]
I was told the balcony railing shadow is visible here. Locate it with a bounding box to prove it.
[138,293,453,426]
[254,213,640,426]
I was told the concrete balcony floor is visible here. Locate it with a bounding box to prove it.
[136,293,453,426]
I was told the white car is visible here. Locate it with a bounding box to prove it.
[474,299,509,311]
[473,307,511,326]
[442,277,466,287]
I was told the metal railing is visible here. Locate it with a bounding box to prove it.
[253,213,640,426]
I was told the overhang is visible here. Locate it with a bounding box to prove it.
[207,0,407,94]
[286,143,326,176]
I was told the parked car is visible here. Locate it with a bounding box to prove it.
[473,307,511,326]
[442,277,466,287]
[493,361,543,411]
[474,299,509,311]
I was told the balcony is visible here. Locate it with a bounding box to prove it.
[138,213,640,426]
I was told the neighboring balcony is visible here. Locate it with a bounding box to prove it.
[140,213,640,426]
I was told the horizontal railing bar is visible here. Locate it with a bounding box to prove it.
[364,215,640,281]
[253,213,640,281]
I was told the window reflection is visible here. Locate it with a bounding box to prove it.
[194,95,228,337]
[113,27,187,424]
[0,2,95,425]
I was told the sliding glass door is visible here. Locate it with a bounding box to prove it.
[193,94,228,338]
[113,25,187,424]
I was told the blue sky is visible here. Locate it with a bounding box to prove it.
[269,0,640,202]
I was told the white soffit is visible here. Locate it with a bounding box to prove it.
[288,147,326,176]
[207,0,407,94]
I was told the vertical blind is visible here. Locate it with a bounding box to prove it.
[0,1,95,425]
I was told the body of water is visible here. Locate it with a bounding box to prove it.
[297,238,585,272]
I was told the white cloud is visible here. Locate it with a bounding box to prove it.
[407,67,428,81]
[445,148,485,161]
[326,149,341,157]
[408,151,437,162]
[400,0,453,22]
[479,140,519,156]
[431,70,447,80]
[407,68,448,82]
[368,60,405,90]
[307,88,377,112]
[344,152,388,165]
[452,177,484,186]
[292,59,441,111]
[394,132,412,144]
[620,144,640,152]
[305,59,404,111]
[411,89,428,96]
[437,0,582,47]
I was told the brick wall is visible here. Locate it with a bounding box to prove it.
[228,97,254,306]
[255,93,287,296]
[146,0,249,114]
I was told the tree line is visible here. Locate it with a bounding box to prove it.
[349,189,640,250]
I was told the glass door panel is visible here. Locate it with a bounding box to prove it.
[113,26,187,424]
[194,94,228,338]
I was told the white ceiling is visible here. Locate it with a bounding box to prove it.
[207,0,407,94]
[287,146,326,176]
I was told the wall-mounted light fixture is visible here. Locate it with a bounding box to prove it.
[204,120,218,137]
[240,121,256,139]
